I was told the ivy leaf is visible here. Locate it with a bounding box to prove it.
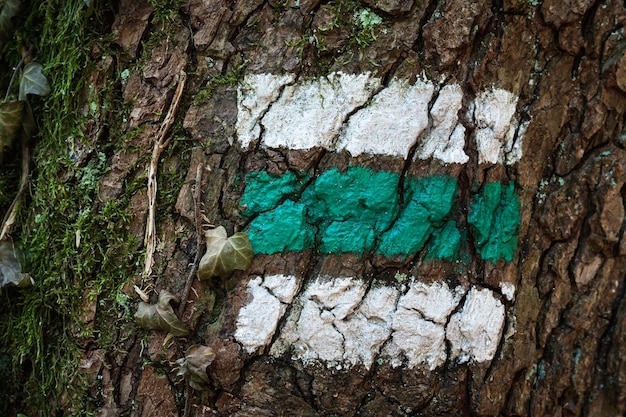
[198,226,254,281]
[0,240,33,288]
[19,62,51,101]
[134,290,189,336]
[176,344,216,390]
[0,101,24,159]
[0,0,21,46]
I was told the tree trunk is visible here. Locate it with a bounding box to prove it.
[3,0,626,416]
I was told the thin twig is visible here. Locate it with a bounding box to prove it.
[144,70,187,277]
[1,142,29,240]
[182,384,193,417]
[4,46,34,101]
[178,164,205,317]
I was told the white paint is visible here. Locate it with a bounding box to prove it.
[236,73,295,149]
[500,281,516,301]
[397,280,465,324]
[385,308,447,369]
[237,275,507,370]
[271,277,368,367]
[417,84,469,164]
[446,287,505,363]
[261,72,380,150]
[234,275,299,353]
[337,78,434,158]
[263,273,299,303]
[472,88,519,164]
[383,281,464,370]
[235,73,526,165]
[336,285,399,369]
[505,119,527,164]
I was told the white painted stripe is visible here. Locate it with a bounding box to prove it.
[236,73,296,149]
[236,72,526,165]
[472,89,524,164]
[337,78,433,159]
[234,275,299,353]
[447,287,506,363]
[235,275,508,370]
[256,72,379,150]
[500,281,516,301]
[382,281,465,370]
[417,83,468,164]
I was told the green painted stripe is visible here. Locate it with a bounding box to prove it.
[241,167,520,262]
[468,182,521,262]
[377,175,458,258]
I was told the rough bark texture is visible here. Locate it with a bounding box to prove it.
[61,0,626,416]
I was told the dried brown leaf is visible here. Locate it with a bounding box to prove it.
[176,344,216,390]
[134,290,189,336]
[0,100,23,159]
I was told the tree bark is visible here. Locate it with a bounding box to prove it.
[23,0,626,416]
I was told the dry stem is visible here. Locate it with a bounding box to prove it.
[178,164,205,317]
[1,141,30,240]
[143,70,187,277]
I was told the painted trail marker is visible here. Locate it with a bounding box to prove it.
[233,72,525,370]
[236,72,526,164]
[240,167,521,263]
[235,275,507,370]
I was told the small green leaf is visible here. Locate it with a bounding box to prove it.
[176,344,215,390]
[0,101,24,158]
[19,62,51,101]
[198,226,254,280]
[0,240,33,288]
[134,290,189,336]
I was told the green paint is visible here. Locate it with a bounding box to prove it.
[468,182,521,262]
[377,202,433,256]
[378,176,457,257]
[405,175,459,223]
[304,167,399,254]
[426,220,463,261]
[247,200,315,253]
[242,168,459,258]
[241,170,308,215]
[241,168,520,262]
[320,219,375,254]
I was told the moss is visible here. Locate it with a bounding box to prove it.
[0,156,20,209]
[283,0,385,75]
[0,1,155,414]
[148,0,186,27]
[193,64,246,105]
[158,132,195,217]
